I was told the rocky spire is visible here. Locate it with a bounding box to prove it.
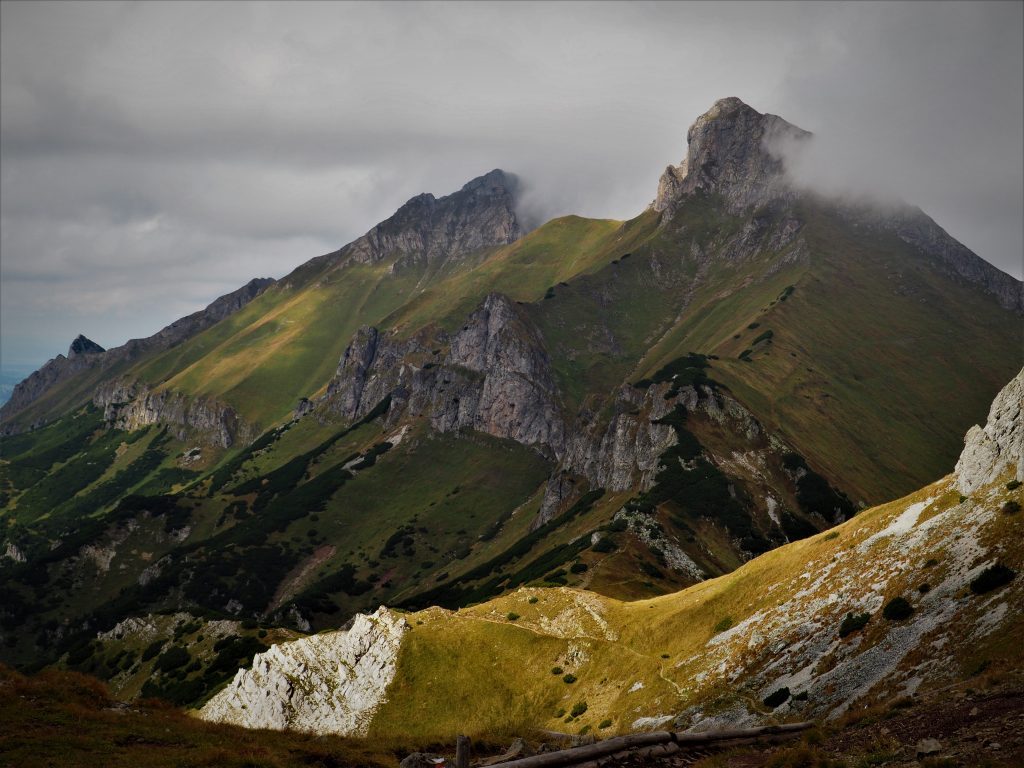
[67,334,105,357]
[342,169,523,267]
[654,97,810,215]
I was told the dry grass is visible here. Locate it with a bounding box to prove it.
[0,664,396,767]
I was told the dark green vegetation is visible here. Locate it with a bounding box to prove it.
[882,596,914,621]
[969,563,1016,595]
[839,612,871,638]
[763,687,791,708]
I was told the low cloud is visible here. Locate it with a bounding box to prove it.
[1,1,1020,370]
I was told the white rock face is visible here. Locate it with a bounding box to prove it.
[198,607,408,736]
[955,367,1023,494]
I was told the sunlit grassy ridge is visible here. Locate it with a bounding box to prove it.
[72,213,646,431]
[365,471,1022,739]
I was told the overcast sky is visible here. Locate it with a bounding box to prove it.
[2,1,1021,371]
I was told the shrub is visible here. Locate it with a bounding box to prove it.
[570,701,588,717]
[141,640,165,662]
[1006,480,1021,491]
[551,666,563,675]
[599,718,613,729]
[528,596,539,604]
[918,583,931,594]
[563,674,577,684]
[970,564,1016,594]
[506,612,520,622]
[713,617,734,634]
[554,708,565,718]
[793,690,809,701]
[839,612,870,638]
[591,538,617,553]
[154,645,190,674]
[823,531,840,541]
[883,596,914,621]
[570,562,588,574]
[763,687,791,708]
[1002,500,1020,514]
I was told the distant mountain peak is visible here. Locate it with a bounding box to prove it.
[68,335,105,357]
[655,97,810,215]
[342,170,522,267]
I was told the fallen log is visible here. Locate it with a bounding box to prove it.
[495,722,813,768]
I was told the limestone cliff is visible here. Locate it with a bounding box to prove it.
[198,607,408,736]
[324,292,564,452]
[956,367,1024,494]
[94,378,256,449]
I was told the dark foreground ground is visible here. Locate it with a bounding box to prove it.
[1,664,1020,768]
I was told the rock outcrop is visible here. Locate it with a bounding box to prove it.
[198,607,408,736]
[68,335,105,357]
[334,169,522,271]
[94,378,256,449]
[1,277,275,429]
[955,367,1024,494]
[324,292,565,452]
[654,97,810,216]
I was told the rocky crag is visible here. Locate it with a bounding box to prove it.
[93,379,256,449]
[199,607,408,736]
[309,169,522,278]
[323,292,564,453]
[956,366,1024,493]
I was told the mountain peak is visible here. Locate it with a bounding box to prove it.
[655,97,810,214]
[343,170,522,267]
[67,334,105,357]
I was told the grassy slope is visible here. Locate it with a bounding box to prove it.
[639,204,1022,503]
[367,470,1023,740]
[528,197,1021,503]
[70,214,641,431]
[382,214,655,337]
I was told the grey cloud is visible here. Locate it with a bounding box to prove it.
[1,1,1020,372]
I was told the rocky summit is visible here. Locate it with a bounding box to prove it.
[0,96,1021,764]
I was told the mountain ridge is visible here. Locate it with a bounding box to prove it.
[1,98,1021,715]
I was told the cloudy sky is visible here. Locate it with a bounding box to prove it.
[2,1,1021,372]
